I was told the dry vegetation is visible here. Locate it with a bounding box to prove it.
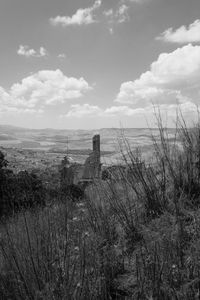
[1,115,200,299]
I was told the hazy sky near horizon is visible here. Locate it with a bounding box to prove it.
[0,0,200,129]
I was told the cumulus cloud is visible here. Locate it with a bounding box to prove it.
[138,102,199,124]
[50,0,101,26]
[157,20,200,44]
[58,53,66,59]
[103,4,129,25]
[103,4,129,34]
[0,70,91,113]
[62,104,149,119]
[121,0,148,4]
[116,44,200,109]
[64,104,102,118]
[116,4,129,23]
[50,0,145,31]
[0,104,44,115]
[60,101,198,123]
[104,105,137,116]
[104,103,198,126]
[103,9,113,18]
[17,45,48,58]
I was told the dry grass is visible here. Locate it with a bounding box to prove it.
[2,113,200,299]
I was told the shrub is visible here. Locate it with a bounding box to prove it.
[63,184,85,201]
[0,162,45,217]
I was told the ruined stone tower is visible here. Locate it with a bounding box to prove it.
[82,134,101,180]
[93,134,100,153]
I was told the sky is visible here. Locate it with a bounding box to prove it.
[0,0,200,129]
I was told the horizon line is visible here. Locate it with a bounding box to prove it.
[0,123,178,131]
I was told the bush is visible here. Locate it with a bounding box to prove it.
[62,183,85,201]
[0,160,45,217]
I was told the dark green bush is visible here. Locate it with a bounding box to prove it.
[0,151,45,217]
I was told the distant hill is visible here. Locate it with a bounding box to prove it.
[0,124,178,164]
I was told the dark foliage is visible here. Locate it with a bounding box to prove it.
[62,183,85,201]
[0,151,45,217]
[102,169,111,180]
[0,151,8,169]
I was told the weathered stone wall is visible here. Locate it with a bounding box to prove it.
[82,134,101,179]
[59,135,102,188]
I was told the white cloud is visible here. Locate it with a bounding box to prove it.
[109,27,114,34]
[129,0,146,2]
[116,44,200,108]
[0,105,44,115]
[103,9,113,18]
[17,45,48,58]
[104,4,129,25]
[39,47,48,57]
[60,101,198,124]
[63,104,148,118]
[116,4,129,23]
[157,20,200,44]
[50,0,101,26]
[104,105,137,116]
[64,103,102,118]
[121,0,148,4]
[58,53,66,59]
[138,102,199,124]
[0,70,91,113]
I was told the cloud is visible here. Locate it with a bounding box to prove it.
[50,0,101,26]
[65,104,138,118]
[64,103,102,118]
[17,45,48,58]
[104,4,129,25]
[136,102,199,124]
[60,101,198,124]
[104,105,137,116]
[103,9,113,18]
[50,0,145,31]
[0,70,91,113]
[116,4,129,23]
[116,44,200,109]
[104,103,199,126]
[157,20,200,44]
[121,0,148,4]
[129,0,147,2]
[58,53,66,59]
[0,104,44,115]
[109,28,114,34]
[63,104,148,119]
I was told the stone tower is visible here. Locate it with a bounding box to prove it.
[93,134,100,153]
[82,134,101,179]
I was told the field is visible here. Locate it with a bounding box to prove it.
[0,125,178,172]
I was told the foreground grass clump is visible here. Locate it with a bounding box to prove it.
[0,199,126,299]
[2,115,200,298]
